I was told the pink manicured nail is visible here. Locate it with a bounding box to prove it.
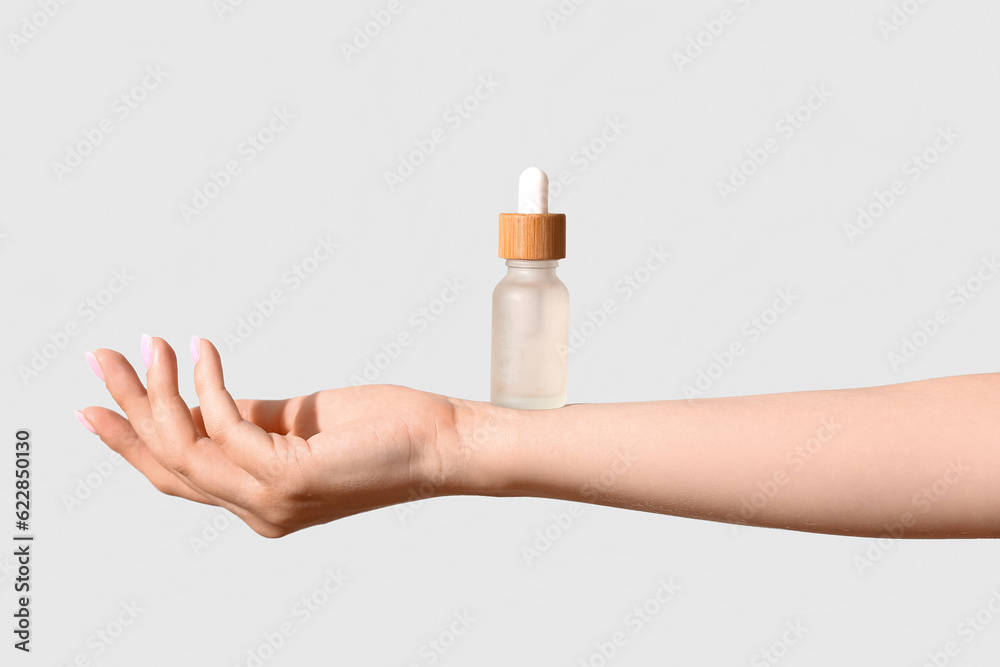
[85,351,104,381]
[141,333,153,369]
[190,336,201,364]
[75,410,97,434]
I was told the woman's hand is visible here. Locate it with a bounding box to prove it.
[77,336,464,537]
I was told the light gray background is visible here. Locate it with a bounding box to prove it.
[2,0,999,664]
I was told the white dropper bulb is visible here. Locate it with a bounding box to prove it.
[517,167,549,214]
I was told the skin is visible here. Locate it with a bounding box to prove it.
[78,337,1000,539]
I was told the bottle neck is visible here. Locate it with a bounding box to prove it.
[505,259,559,269]
[503,259,559,281]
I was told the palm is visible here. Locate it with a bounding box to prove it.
[199,384,457,528]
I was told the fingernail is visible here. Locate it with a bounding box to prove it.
[75,410,97,434]
[85,351,104,381]
[190,336,201,364]
[141,333,153,369]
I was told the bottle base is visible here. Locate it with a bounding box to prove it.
[490,393,567,410]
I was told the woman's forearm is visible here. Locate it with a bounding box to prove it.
[447,373,1000,538]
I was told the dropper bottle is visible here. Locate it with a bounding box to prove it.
[490,167,569,409]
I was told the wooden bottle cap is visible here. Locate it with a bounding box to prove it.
[498,212,566,260]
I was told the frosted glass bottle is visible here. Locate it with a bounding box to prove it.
[491,260,569,409]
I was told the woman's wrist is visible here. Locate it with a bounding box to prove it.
[441,397,667,513]
[441,397,525,499]
[441,397,616,505]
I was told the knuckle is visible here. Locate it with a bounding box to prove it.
[207,418,238,444]
[164,454,190,477]
[135,417,158,438]
[151,402,175,424]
